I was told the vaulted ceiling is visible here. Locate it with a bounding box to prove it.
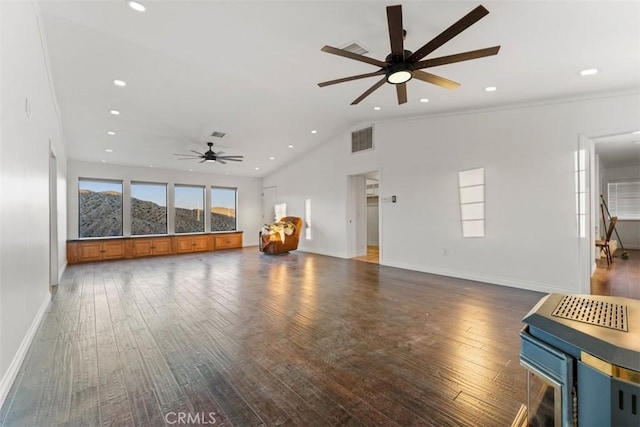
[38,1,640,176]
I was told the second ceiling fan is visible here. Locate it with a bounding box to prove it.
[318,4,500,105]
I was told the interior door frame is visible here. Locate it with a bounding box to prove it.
[49,146,59,289]
[347,169,382,260]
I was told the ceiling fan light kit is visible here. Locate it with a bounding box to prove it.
[318,4,500,105]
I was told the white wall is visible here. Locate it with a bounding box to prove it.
[0,0,68,403]
[600,164,640,249]
[263,93,640,294]
[67,161,262,245]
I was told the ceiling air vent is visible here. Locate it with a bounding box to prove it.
[340,41,369,55]
[351,126,373,154]
[210,131,226,138]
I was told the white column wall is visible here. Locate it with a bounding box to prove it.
[0,0,68,400]
[263,93,640,294]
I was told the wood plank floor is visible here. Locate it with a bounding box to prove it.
[591,248,640,299]
[352,246,379,264]
[0,248,545,426]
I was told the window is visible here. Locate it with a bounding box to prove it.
[458,168,485,237]
[174,185,204,233]
[131,182,167,235]
[608,180,640,220]
[574,150,586,237]
[274,203,287,221]
[304,198,312,239]
[211,187,237,231]
[78,179,123,237]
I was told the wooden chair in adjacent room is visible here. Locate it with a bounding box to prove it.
[595,216,618,266]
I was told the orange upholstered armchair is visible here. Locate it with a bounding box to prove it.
[259,216,303,254]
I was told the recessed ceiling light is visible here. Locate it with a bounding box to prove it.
[113,79,126,87]
[189,169,193,172]
[105,148,113,153]
[254,167,260,170]
[580,68,599,76]
[373,106,381,111]
[288,144,294,148]
[311,130,318,134]
[126,1,146,12]
[107,131,116,135]
[149,165,153,168]
[269,156,275,160]
[484,86,497,92]
[632,130,640,135]
[419,98,429,103]
[101,160,106,163]
[109,109,120,115]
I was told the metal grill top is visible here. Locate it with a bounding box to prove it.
[552,295,628,332]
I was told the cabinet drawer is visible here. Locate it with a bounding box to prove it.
[215,234,242,249]
[102,241,126,259]
[78,242,103,262]
[176,237,194,253]
[153,238,172,255]
[133,240,153,257]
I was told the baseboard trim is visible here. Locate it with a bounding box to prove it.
[382,259,578,295]
[0,292,51,408]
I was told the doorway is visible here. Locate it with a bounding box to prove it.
[49,148,58,290]
[348,171,381,264]
[587,131,640,299]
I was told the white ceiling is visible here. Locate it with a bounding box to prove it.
[38,0,640,176]
[594,131,640,169]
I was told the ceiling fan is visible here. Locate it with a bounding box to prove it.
[174,142,244,164]
[318,4,500,105]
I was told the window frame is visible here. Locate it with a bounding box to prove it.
[174,184,206,234]
[458,168,485,238]
[78,178,124,238]
[210,186,238,232]
[130,181,168,236]
[607,179,640,221]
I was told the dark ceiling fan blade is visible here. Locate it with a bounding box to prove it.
[217,156,243,160]
[218,158,243,162]
[387,5,404,59]
[413,70,460,90]
[216,159,227,164]
[396,83,407,105]
[414,46,501,69]
[190,150,205,156]
[215,151,225,156]
[177,157,202,160]
[318,70,385,87]
[407,5,489,63]
[351,77,387,105]
[173,153,202,157]
[321,46,387,68]
[199,159,207,163]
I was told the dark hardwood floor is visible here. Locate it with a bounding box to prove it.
[591,248,640,299]
[0,248,545,426]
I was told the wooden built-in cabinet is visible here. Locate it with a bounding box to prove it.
[132,237,172,257]
[67,232,242,264]
[68,239,128,264]
[175,235,211,253]
[214,233,243,249]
